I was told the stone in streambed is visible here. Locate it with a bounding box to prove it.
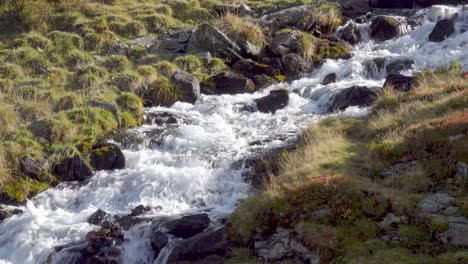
[255,89,290,114]
[322,73,337,85]
[166,214,210,239]
[327,86,378,112]
[52,154,93,182]
[171,70,201,104]
[428,18,455,42]
[150,231,169,258]
[90,142,125,171]
[370,16,407,42]
[212,72,255,95]
[88,209,111,226]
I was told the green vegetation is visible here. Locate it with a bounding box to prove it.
[228,69,468,262]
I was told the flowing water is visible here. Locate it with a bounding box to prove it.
[0,5,467,264]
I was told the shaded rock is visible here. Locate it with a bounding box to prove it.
[114,214,145,230]
[429,18,455,42]
[186,24,242,62]
[255,89,289,114]
[386,57,414,75]
[383,74,418,92]
[259,57,285,73]
[327,86,378,112]
[52,154,93,181]
[88,209,110,226]
[281,53,310,80]
[87,100,121,126]
[28,119,54,143]
[150,231,168,257]
[166,214,210,239]
[343,0,371,15]
[418,193,455,214]
[370,0,414,8]
[213,4,254,17]
[90,142,125,171]
[261,6,309,31]
[171,70,201,104]
[232,59,279,79]
[322,73,337,85]
[370,16,407,42]
[341,22,361,45]
[238,40,262,59]
[19,156,46,179]
[167,227,227,263]
[440,223,468,247]
[130,205,151,216]
[252,75,279,90]
[144,111,178,126]
[270,30,302,56]
[213,72,255,95]
[380,161,417,178]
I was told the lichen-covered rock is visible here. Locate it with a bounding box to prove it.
[52,154,93,181]
[213,72,255,95]
[327,86,378,112]
[255,89,290,114]
[370,16,407,42]
[261,6,309,31]
[428,18,455,42]
[90,142,125,171]
[165,214,210,239]
[418,193,455,214]
[171,70,201,104]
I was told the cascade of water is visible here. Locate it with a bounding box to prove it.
[0,5,466,264]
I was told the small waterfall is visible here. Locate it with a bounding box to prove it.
[0,4,467,264]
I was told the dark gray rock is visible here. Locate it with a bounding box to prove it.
[341,22,361,45]
[232,59,279,79]
[281,53,310,80]
[186,24,242,62]
[440,223,468,247]
[270,30,302,56]
[87,100,122,126]
[130,205,151,216]
[428,18,455,42]
[255,89,289,114]
[150,231,168,257]
[52,154,93,182]
[144,111,178,126]
[370,16,407,42]
[327,86,378,112]
[167,227,227,263]
[0,207,22,222]
[90,142,125,171]
[88,209,110,226]
[19,156,46,179]
[166,214,210,239]
[322,73,337,85]
[383,74,417,92]
[171,70,201,104]
[28,119,54,143]
[418,193,455,214]
[252,75,279,90]
[213,72,255,95]
[370,0,414,8]
[386,57,414,75]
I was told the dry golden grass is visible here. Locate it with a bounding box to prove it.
[216,13,266,47]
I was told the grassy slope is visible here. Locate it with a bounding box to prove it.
[228,69,468,263]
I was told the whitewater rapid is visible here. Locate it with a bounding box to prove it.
[0,5,467,264]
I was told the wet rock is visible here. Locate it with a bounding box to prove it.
[130,205,151,216]
[255,89,289,114]
[281,53,310,80]
[270,30,302,56]
[370,16,407,42]
[90,142,125,171]
[383,74,418,92]
[171,70,201,104]
[252,75,279,90]
[166,214,210,239]
[52,154,93,182]
[108,130,144,150]
[380,161,417,178]
[327,86,378,112]
[0,207,22,222]
[428,18,455,42]
[440,223,468,247]
[213,72,255,95]
[186,24,242,62]
[232,59,279,79]
[84,222,124,262]
[150,231,168,257]
[144,111,178,126]
[167,227,227,263]
[213,4,254,17]
[418,193,455,214]
[19,156,46,179]
[386,57,414,75]
[254,228,320,264]
[341,22,361,45]
[322,73,337,85]
[88,209,111,226]
[261,6,309,31]
[87,100,122,127]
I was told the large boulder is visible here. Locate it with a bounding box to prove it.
[19,156,46,179]
[327,86,378,112]
[90,142,125,171]
[171,70,201,104]
[52,154,93,181]
[417,193,455,214]
[88,209,111,226]
[261,5,309,31]
[232,59,279,79]
[383,74,418,92]
[186,24,242,62]
[255,89,290,114]
[165,214,210,239]
[428,18,455,42]
[370,16,407,42]
[270,30,303,56]
[341,22,361,45]
[167,227,228,263]
[213,72,255,95]
[252,75,279,90]
[150,231,169,257]
[322,73,337,85]
[281,53,311,80]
